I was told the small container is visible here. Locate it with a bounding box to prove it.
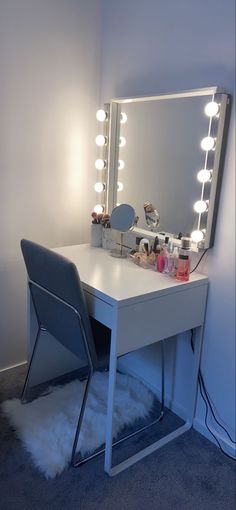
[170,246,179,277]
[102,227,115,250]
[181,237,191,250]
[135,237,143,252]
[91,223,102,247]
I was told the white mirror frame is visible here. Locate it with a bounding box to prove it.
[103,87,231,249]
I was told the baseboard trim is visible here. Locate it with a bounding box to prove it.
[193,417,236,459]
[0,361,27,374]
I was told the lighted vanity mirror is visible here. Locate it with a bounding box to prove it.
[104,87,231,249]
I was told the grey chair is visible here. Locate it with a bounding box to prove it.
[20,239,165,469]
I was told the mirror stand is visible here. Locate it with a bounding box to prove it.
[110,232,128,258]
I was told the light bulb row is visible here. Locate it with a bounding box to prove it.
[96,109,128,124]
[94,108,127,213]
[94,108,109,214]
[94,181,124,193]
[95,135,127,148]
[190,100,219,244]
[95,158,125,171]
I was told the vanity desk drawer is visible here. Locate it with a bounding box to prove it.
[116,283,208,357]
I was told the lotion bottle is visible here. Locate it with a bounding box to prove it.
[176,248,190,281]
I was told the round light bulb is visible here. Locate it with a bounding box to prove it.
[94,204,104,214]
[117,181,124,191]
[96,109,107,122]
[95,159,106,170]
[119,136,126,147]
[95,134,107,147]
[204,102,220,117]
[197,169,212,183]
[120,112,128,124]
[191,230,204,243]
[194,200,208,213]
[201,136,215,151]
[118,160,125,170]
[94,182,105,193]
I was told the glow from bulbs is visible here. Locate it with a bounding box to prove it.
[96,109,107,122]
[94,182,104,193]
[194,200,208,213]
[204,102,220,117]
[191,230,204,243]
[118,160,125,170]
[95,159,106,170]
[119,136,126,147]
[197,169,212,183]
[117,181,124,191]
[120,112,128,124]
[96,135,107,147]
[94,204,104,214]
[201,136,215,151]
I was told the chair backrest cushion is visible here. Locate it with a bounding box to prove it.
[21,239,98,367]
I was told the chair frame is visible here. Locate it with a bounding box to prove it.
[22,278,165,470]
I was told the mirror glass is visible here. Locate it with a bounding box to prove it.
[109,203,135,258]
[110,203,135,232]
[106,88,230,248]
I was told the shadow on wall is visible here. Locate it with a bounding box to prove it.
[107,65,234,99]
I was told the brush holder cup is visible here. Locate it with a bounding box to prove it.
[91,223,102,247]
[102,228,116,250]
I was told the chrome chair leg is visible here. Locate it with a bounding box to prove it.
[72,339,165,468]
[71,370,93,467]
[21,327,43,403]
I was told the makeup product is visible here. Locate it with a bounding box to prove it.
[176,248,190,281]
[181,237,191,250]
[171,246,179,277]
[153,236,159,253]
[135,237,143,252]
[157,246,165,272]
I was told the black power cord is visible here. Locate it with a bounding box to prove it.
[190,329,236,461]
[190,249,209,273]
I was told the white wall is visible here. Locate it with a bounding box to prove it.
[101,0,235,451]
[0,0,102,370]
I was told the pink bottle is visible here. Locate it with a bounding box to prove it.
[156,247,165,272]
[176,251,190,281]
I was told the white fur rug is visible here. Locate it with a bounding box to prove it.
[2,372,154,479]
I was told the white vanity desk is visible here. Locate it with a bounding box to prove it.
[53,243,208,476]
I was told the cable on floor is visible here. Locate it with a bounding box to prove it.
[190,329,236,461]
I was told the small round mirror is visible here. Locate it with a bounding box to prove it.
[110,204,135,232]
[110,204,135,258]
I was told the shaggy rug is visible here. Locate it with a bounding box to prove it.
[2,371,154,479]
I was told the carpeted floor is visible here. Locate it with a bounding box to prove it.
[0,365,235,510]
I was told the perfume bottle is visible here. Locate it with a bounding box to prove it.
[157,246,165,272]
[176,249,190,281]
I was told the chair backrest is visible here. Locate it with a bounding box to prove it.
[21,239,98,368]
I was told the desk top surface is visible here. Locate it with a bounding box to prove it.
[54,244,208,306]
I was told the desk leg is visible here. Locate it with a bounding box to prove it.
[187,324,204,425]
[104,325,204,477]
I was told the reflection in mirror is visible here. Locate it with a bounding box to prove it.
[143,201,160,231]
[105,88,231,249]
[110,203,135,258]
